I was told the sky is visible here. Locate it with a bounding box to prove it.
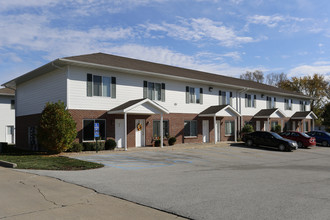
[1,0,330,86]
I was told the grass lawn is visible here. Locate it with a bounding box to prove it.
[0,155,104,170]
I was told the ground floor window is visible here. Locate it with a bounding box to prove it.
[83,119,106,141]
[304,121,309,132]
[225,121,235,136]
[153,120,169,138]
[271,121,278,132]
[184,120,197,137]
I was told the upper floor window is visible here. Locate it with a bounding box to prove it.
[143,81,165,101]
[11,100,15,110]
[266,96,276,109]
[245,94,256,108]
[186,86,203,104]
[300,100,308,111]
[284,99,293,110]
[87,74,116,98]
[219,90,232,105]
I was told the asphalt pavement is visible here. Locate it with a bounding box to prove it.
[15,143,330,220]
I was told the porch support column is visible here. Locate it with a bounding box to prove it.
[281,119,284,132]
[160,113,164,148]
[214,115,217,144]
[124,112,127,151]
[312,119,315,131]
[234,117,237,142]
[303,119,306,132]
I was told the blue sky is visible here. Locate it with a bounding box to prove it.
[1,0,330,85]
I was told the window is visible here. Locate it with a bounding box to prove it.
[186,86,203,104]
[11,100,15,110]
[266,96,276,109]
[86,74,116,98]
[184,120,197,137]
[219,90,232,105]
[245,94,256,108]
[285,99,292,110]
[304,121,308,132]
[300,101,308,111]
[225,121,235,136]
[83,119,106,141]
[144,81,165,101]
[153,120,169,138]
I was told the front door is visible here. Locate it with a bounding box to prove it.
[216,120,221,142]
[6,126,14,144]
[264,121,268,131]
[115,119,124,148]
[135,119,145,147]
[256,121,260,131]
[202,120,209,143]
[292,121,296,131]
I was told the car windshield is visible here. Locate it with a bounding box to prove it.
[271,132,284,139]
[300,132,311,138]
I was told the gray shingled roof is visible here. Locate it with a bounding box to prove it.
[254,109,279,117]
[63,53,309,98]
[0,87,15,96]
[199,105,229,115]
[108,98,146,112]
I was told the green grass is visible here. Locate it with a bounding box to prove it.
[0,155,104,170]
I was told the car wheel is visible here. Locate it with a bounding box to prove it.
[322,141,328,147]
[247,140,253,147]
[297,142,303,148]
[279,144,286,151]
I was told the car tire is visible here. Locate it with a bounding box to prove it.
[297,142,303,148]
[322,141,328,147]
[247,140,253,147]
[279,144,286,151]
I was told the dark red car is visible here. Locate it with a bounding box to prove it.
[279,131,316,148]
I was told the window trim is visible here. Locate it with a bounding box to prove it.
[184,120,198,137]
[144,81,165,101]
[225,120,235,136]
[82,119,106,142]
[87,73,116,98]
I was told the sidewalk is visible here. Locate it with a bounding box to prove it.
[0,167,184,220]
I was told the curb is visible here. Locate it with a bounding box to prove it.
[0,160,17,168]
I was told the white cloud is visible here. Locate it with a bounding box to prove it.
[142,18,255,47]
[247,14,305,28]
[289,62,330,81]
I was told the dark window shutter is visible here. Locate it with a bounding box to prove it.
[161,83,165,102]
[87,74,92,97]
[219,90,222,105]
[254,95,257,108]
[143,81,148,98]
[111,77,116,98]
[186,86,190,103]
[245,93,248,107]
[230,92,232,97]
[200,88,203,104]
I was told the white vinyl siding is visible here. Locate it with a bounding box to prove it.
[16,68,67,116]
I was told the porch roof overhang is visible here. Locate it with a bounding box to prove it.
[253,108,286,119]
[199,105,241,117]
[107,98,169,115]
[291,111,318,120]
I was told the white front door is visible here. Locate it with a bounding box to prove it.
[256,121,260,131]
[202,120,209,143]
[216,120,221,142]
[292,121,296,131]
[135,119,145,147]
[6,126,14,144]
[264,121,268,131]
[115,119,124,148]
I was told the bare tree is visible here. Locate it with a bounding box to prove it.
[266,72,288,87]
[240,70,264,83]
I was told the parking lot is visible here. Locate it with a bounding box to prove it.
[23,144,330,220]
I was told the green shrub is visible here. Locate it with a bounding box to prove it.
[168,137,176,146]
[105,139,117,150]
[67,143,83,152]
[241,124,254,133]
[83,142,105,151]
[274,125,282,133]
[37,101,77,153]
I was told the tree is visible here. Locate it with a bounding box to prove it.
[265,72,288,87]
[278,73,329,112]
[322,103,330,130]
[240,70,264,83]
[37,101,77,153]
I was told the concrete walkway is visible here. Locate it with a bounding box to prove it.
[0,167,184,220]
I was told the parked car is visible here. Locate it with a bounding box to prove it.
[306,131,330,147]
[279,131,316,148]
[242,131,298,151]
